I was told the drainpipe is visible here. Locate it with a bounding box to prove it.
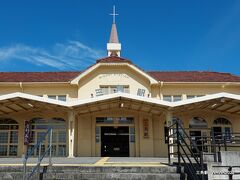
[19,82,24,92]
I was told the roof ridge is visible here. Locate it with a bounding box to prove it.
[96,56,132,64]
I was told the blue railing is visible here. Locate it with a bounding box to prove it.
[23,128,53,180]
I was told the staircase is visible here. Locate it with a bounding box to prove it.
[0,165,182,180]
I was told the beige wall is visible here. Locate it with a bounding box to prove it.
[76,108,167,157]
[78,66,151,99]
[153,83,240,100]
[0,83,78,101]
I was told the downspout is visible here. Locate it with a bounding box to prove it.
[19,82,24,92]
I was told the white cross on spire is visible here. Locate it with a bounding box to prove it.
[110,5,118,24]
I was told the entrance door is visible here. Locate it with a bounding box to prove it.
[101,126,129,157]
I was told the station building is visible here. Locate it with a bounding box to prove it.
[1,22,240,158]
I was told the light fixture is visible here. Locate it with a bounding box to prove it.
[211,103,218,108]
[119,103,124,108]
[27,103,34,107]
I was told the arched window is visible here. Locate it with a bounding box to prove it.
[29,117,66,157]
[189,117,207,129]
[213,118,231,125]
[0,118,19,156]
[213,118,232,140]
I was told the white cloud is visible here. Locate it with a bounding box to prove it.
[0,41,105,70]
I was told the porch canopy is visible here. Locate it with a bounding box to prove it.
[70,93,172,115]
[172,93,240,116]
[0,92,69,115]
[0,92,240,117]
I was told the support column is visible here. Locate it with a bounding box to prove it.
[68,111,76,158]
[166,111,174,158]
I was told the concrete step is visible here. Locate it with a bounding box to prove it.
[50,166,178,173]
[0,165,177,173]
[0,172,181,180]
[0,165,182,180]
[47,172,181,180]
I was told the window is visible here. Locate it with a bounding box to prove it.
[98,85,129,95]
[95,127,100,143]
[96,117,134,124]
[163,95,172,102]
[163,95,182,102]
[187,95,204,99]
[173,95,182,102]
[48,95,67,101]
[213,118,232,141]
[0,119,19,156]
[189,117,208,129]
[48,95,57,100]
[130,127,135,142]
[119,117,134,124]
[101,87,108,95]
[96,117,114,124]
[58,95,66,101]
[187,95,195,99]
[29,118,66,157]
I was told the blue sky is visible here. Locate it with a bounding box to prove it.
[0,1,240,74]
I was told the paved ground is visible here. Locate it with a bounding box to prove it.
[108,157,169,163]
[0,157,172,167]
[0,157,101,165]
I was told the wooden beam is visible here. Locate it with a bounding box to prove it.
[5,106,18,112]
[0,109,8,114]
[229,109,240,114]
[219,105,235,112]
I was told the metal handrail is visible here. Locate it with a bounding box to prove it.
[168,120,206,180]
[168,121,240,180]
[23,128,53,180]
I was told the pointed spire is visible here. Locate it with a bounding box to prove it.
[107,5,121,57]
[109,23,119,43]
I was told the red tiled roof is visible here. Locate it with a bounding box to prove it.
[0,58,240,84]
[96,56,132,64]
[148,71,240,82]
[0,71,239,83]
[0,72,81,82]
